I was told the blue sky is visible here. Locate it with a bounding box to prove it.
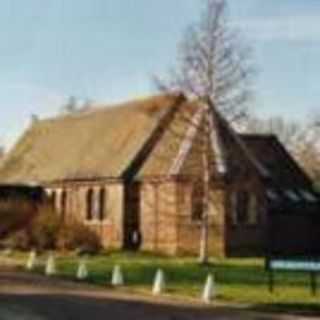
[0,0,319,148]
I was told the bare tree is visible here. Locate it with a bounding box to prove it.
[245,116,304,148]
[60,96,79,114]
[0,146,5,162]
[156,0,253,264]
[60,96,94,115]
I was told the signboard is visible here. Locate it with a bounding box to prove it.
[268,260,320,272]
[266,258,319,296]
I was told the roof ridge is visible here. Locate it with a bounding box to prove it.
[240,133,278,139]
[38,93,179,124]
[209,105,270,178]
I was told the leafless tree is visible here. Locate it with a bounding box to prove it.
[245,116,304,147]
[60,96,95,115]
[155,0,254,264]
[0,146,5,162]
[60,96,78,114]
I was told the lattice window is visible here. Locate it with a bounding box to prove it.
[86,189,94,221]
[191,180,204,221]
[99,188,106,221]
[236,191,249,225]
[61,190,67,222]
[248,194,258,225]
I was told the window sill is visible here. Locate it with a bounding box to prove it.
[84,219,112,226]
[231,223,259,229]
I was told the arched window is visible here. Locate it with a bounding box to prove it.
[61,190,67,221]
[248,194,258,225]
[191,180,204,221]
[236,191,249,224]
[86,189,93,221]
[51,191,56,210]
[99,188,106,221]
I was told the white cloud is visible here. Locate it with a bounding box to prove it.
[233,15,320,42]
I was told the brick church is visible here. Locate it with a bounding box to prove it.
[0,94,318,256]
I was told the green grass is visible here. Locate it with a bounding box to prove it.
[4,251,320,314]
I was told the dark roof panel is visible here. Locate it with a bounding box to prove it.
[241,134,313,188]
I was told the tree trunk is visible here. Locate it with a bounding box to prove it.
[199,109,211,265]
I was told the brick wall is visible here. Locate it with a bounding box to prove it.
[140,180,178,255]
[224,177,268,256]
[139,179,226,257]
[46,181,124,249]
[175,181,226,257]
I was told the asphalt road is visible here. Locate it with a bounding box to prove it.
[0,272,316,320]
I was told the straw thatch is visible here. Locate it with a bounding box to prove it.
[0,95,188,184]
[0,93,314,193]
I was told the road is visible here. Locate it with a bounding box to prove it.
[0,272,316,320]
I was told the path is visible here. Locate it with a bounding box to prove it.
[0,272,317,320]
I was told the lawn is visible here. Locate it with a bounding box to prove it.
[3,251,320,313]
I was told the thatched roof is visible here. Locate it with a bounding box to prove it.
[0,93,314,192]
[0,94,186,184]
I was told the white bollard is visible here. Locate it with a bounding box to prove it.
[77,258,88,280]
[152,269,165,295]
[45,253,57,276]
[202,274,216,303]
[26,250,37,271]
[111,265,124,286]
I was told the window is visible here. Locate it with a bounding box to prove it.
[191,180,204,221]
[236,191,249,225]
[51,191,56,210]
[231,191,238,225]
[248,194,258,225]
[86,189,94,220]
[61,190,67,221]
[45,189,53,197]
[99,188,106,221]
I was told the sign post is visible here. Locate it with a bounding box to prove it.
[311,272,317,296]
[268,268,274,293]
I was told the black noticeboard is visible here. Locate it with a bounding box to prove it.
[265,258,320,296]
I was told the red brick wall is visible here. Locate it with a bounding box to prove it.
[176,181,226,257]
[140,179,226,257]
[140,180,178,255]
[46,181,124,250]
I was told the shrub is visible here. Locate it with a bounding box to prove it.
[57,221,101,254]
[3,203,61,251]
[2,200,101,253]
[0,199,35,238]
[1,230,31,251]
[28,204,60,250]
